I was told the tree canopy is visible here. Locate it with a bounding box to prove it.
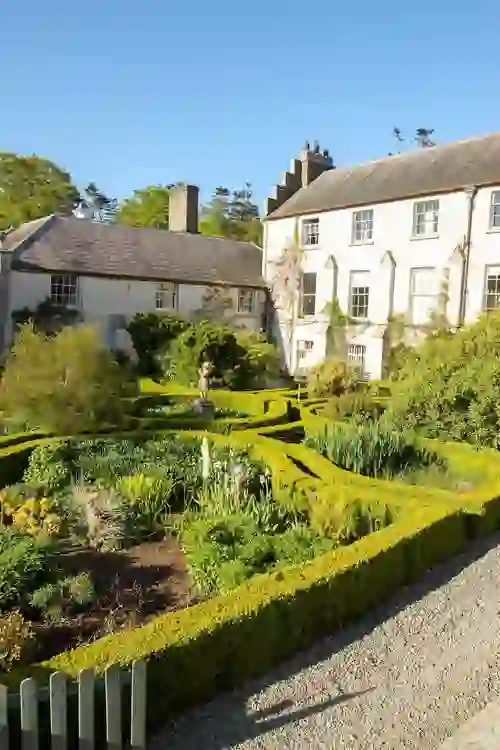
[116,185,173,229]
[0,153,81,229]
[199,183,262,244]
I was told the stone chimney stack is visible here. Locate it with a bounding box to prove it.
[169,184,199,233]
[265,141,334,215]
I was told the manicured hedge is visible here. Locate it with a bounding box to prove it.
[4,380,500,743]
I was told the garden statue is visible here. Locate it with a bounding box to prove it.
[198,360,212,400]
[193,360,215,417]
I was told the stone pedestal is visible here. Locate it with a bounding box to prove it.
[193,398,215,418]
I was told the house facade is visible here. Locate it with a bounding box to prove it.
[0,185,266,354]
[263,134,500,379]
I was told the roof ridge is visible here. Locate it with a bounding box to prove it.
[325,131,500,176]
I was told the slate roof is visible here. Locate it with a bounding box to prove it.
[5,215,266,289]
[267,132,500,220]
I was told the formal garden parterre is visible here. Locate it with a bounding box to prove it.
[2,311,500,740]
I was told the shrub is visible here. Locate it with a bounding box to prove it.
[387,312,500,447]
[127,312,191,376]
[168,320,244,387]
[305,421,439,478]
[0,611,34,671]
[307,357,359,398]
[116,472,177,539]
[0,324,137,434]
[30,573,96,620]
[230,331,281,389]
[0,528,57,610]
[321,392,384,423]
[22,442,75,493]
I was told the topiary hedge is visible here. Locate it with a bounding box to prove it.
[3,380,500,743]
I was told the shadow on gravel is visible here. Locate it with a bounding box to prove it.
[156,689,373,750]
[152,531,500,749]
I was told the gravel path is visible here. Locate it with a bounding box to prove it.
[150,532,500,750]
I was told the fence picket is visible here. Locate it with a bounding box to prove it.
[105,666,121,750]
[78,669,95,750]
[20,678,38,750]
[0,684,8,750]
[50,672,67,750]
[130,661,146,750]
[6,662,146,750]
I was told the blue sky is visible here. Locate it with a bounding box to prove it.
[1,0,499,210]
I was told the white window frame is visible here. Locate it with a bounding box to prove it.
[484,265,500,311]
[347,344,366,375]
[409,267,438,324]
[300,272,317,317]
[155,282,178,311]
[412,199,439,237]
[490,191,500,230]
[349,270,370,320]
[351,209,374,244]
[302,218,319,247]
[296,339,314,363]
[50,274,79,306]
[237,288,256,314]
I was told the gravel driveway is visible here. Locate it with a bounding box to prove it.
[150,532,500,749]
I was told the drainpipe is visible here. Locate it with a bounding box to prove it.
[458,185,478,326]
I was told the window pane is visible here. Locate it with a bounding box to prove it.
[411,268,436,295]
[302,294,316,316]
[485,270,500,310]
[302,273,317,295]
[302,219,319,245]
[50,274,78,305]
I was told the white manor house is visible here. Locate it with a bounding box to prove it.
[263,132,500,379]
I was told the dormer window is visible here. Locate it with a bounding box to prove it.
[302,218,319,246]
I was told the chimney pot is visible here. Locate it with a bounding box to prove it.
[169,184,199,233]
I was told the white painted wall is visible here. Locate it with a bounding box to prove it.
[264,185,500,379]
[6,272,265,350]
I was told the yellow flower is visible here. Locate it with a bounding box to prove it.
[42,514,61,537]
[13,509,28,527]
[39,499,50,515]
[24,498,37,512]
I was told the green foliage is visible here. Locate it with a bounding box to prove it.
[0,528,57,610]
[199,184,262,244]
[306,421,439,478]
[30,573,95,620]
[116,184,172,229]
[307,357,359,397]
[321,392,385,423]
[232,331,281,389]
[116,472,177,540]
[325,297,349,358]
[0,324,136,434]
[169,320,243,386]
[0,610,34,671]
[309,495,393,540]
[387,311,500,447]
[23,443,75,493]
[127,312,191,376]
[0,153,80,229]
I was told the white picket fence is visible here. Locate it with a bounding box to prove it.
[0,660,146,749]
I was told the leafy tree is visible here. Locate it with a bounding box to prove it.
[0,153,81,229]
[0,324,135,434]
[82,182,118,222]
[387,311,500,447]
[199,184,262,244]
[169,320,244,387]
[127,311,191,376]
[116,185,173,229]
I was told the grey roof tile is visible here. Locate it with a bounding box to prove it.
[9,215,266,288]
[267,132,500,220]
